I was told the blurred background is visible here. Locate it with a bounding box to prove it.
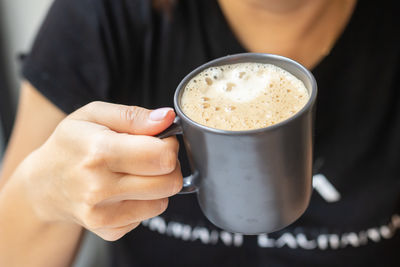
[0,0,53,160]
[0,1,108,266]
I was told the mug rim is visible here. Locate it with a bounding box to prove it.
[174,52,317,135]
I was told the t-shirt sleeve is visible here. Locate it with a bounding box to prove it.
[22,0,119,114]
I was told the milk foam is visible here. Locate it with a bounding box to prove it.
[181,62,309,131]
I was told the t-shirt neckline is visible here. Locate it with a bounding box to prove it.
[207,0,361,72]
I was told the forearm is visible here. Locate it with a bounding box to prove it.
[0,164,83,267]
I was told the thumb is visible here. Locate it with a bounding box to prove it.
[71,101,175,135]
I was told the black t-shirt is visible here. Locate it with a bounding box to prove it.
[22,0,400,266]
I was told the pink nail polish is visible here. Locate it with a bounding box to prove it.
[150,108,173,121]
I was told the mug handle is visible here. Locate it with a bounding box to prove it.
[156,117,198,194]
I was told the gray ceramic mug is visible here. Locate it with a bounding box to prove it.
[158,53,317,235]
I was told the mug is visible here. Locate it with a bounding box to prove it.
[158,53,317,234]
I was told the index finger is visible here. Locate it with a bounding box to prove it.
[99,131,179,176]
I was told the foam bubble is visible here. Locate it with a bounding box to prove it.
[181,62,309,131]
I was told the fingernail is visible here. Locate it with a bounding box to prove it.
[149,108,173,121]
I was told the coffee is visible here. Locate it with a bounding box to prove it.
[180,62,309,131]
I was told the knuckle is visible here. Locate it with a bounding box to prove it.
[82,181,107,206]
[68,101,104,121]
[84,132,110,168]
[76,101,102,119]
[81,207,99,229]
[169,136,180,150]
[143,199,169,220]
[85,101,102,113]
[138,200,169,221]
[158,198,169,214]
[171,171,183,195]
[120,106,146,127]
[164,136,180,153]
[163,162,183,196]
[159,146,178,173]
[82,207,109,230]
[52,119,71,139]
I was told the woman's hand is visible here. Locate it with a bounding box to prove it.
[21,101,182,241]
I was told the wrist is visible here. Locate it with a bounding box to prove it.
[9,149,63,223]
[0,167,83,267]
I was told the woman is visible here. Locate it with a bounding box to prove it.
[1,0,399,266]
